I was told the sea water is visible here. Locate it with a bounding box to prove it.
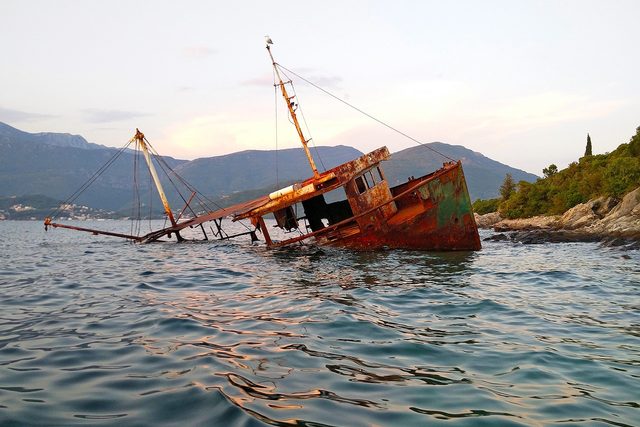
[0,220,638,426]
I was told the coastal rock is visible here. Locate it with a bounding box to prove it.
[588,187,640,238]
[493,215,561,232]
[600,187,640,221]
[485,186,640,245]
[561,196,619,230]
[483,232,509,241]
[474,212,502,229]
[510,229,601,244]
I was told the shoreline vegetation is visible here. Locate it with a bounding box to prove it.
[476,186,640,248]
[474,126,640,247]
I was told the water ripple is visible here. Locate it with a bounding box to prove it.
[0,221,638,426]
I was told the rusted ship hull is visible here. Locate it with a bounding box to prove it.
[307,161,481,251]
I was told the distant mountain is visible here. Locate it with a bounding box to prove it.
[0,121,103,150]
[175,145,364,196]
[0,122,186,211]
[0,122,362,212]
[383,143,538,200]
[0,122,537,215]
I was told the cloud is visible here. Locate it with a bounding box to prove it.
[301,74,343,89]
[353,79,626,146]
[281,66,343,89]
[0,107,55,123]
[182,46,217,59]
[241,69,343,89]
[165,114,285,159]
[284,71,343,90]
[240,74,274,86]
[82,109,149,123]
[462,92,627,140]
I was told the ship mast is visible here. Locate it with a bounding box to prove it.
[133,129,177,227]
[266,39,320,179]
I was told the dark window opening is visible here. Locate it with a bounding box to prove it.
[274,206,299,231]
[355,176,367,194]
[301,187,353,232]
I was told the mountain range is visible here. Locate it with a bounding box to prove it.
[0,122,538,215]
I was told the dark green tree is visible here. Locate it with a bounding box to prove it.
[585,133,593,156]
[472,198,500,214]
[499,173,516,200]
[629,126,640,157]
[542,164,558,178]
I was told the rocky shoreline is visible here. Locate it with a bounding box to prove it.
[475,187,640,249]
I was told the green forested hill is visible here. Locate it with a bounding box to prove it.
[496,126,640,218]
[173,145,364,196]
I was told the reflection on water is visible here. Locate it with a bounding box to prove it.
[0,221,638,426]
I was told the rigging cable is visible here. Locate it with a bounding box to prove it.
[147,143,212,207]
[136,139,143,237]
[276,63,456,163]
[145,139,254,233]
[147,148,153,233]
[48,139,134,220]
[273,66,279,187]
[130,139,141,238]
[147,143,213,211]
[147,149,192,220]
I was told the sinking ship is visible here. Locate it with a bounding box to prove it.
[45,40,481,251]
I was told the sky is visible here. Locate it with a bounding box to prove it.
[1,0,639,175]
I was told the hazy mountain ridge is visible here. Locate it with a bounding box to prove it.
[384,142,539,200]
[0,122,538,214]
[175,145,364,196]
[0,122,186,210]
[0,121,103,150]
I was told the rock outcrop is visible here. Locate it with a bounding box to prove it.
[560,196,619,230]
[493,215,560,232]
[475,186,640,245]
[586,187,640,239]
[473,211,501,228]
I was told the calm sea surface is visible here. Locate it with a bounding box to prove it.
[0,220,638,426]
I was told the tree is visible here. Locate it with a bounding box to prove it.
[472,198,500,214]
[629,126,640,157]
[542,164,558,178]
[499,173,516,200]
[585,133,593,156]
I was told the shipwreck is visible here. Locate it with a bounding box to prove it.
[45,40,481,251]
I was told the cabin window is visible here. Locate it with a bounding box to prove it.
[375,166,384,182]
[355,167,385,194]
[365,173,375,193]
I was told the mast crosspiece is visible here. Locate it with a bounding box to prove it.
[266,41,320,179]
